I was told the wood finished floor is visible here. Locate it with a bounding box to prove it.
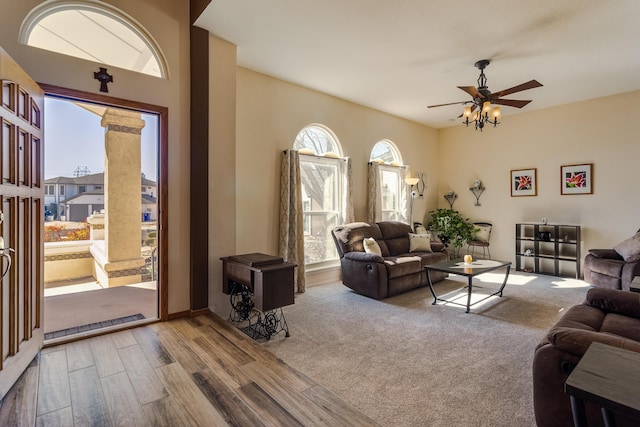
[0,314,378,426]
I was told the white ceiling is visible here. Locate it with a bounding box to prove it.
[195,1,640,129]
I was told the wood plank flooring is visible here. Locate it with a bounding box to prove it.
[0,314,379,426]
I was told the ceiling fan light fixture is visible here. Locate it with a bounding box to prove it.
[426,59,542,132]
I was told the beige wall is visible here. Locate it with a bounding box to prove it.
[0,0,191,314]
[208,36,237,314]
[209,67,442,315]
[438,90,640,271]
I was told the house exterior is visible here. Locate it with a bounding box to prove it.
[44,172,157,222]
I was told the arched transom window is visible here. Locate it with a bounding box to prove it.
[370,139,402,165]
[20,1,168,78]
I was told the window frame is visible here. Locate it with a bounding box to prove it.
[369,140,407,223]
[378,164,404,222]
[294,124,345,267]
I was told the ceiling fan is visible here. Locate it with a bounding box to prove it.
[428,59,543,130]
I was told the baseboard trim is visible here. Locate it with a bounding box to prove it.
[167,308,211,320]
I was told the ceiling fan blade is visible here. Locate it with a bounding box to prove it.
[457,86,484,99]
[492,98,532,108]
[427,101,468,108]
[492,80,543,98]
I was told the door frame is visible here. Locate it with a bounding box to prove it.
[39,83,169,322]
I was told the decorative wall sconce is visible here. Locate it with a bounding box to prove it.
[415,172,426,199]
[443,191,458,209]
[405,177,420,231]
[469,179,486,206]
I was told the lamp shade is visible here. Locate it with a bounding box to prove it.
[405,177,419,186]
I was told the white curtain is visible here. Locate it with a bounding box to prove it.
[278,150,306,293]
[367,162,382,224]
[343,157,355,224]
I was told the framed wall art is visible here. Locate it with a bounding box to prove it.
[561,163,593,195]
[511,168,537,197]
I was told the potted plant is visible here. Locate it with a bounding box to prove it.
[426,208,477,258]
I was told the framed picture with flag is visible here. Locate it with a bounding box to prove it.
[561,163,593,195]
[511,168,537,197]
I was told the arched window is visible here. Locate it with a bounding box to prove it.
[293,124,342,157]
[20,1,168,78]
[294,124,346,266]
[370,139,402,165]
[369,140,406,222]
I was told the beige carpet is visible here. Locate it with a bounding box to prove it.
[261,271,590,427]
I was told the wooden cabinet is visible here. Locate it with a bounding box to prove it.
[515,224,581,278]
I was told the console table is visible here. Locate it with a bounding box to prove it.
[565,342,640,426]
[221,253,296,339]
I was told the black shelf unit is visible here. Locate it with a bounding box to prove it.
[515,223,581,279]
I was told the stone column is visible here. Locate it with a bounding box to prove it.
[91,109,146,287]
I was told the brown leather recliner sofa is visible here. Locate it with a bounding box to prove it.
[584,248,640,291]
[331,221,449,300]
[532,287,640,427]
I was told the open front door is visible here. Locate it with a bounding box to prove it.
[0,47,44,399]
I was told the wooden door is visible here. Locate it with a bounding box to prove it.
[0,47,44,399]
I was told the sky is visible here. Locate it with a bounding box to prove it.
[44,97,158,181]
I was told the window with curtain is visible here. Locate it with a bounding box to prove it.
[294,125,345,266]
[370,140,404,222]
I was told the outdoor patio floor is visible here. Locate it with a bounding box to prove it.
[44,277,158,338]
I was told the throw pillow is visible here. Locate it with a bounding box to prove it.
[409,233,432,253]
[473,225,491,242]
[613,232,640,262]
[363,237,382,256]
[415,224,427,234]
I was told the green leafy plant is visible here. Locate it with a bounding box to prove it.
[426,208,477,255]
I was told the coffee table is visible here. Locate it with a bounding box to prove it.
[425,258,511,313]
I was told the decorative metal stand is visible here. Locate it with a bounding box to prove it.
[444,191,458,209]
[469,185,485,206]
[227,282,290,340]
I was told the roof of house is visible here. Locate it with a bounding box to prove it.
[45,172,157,186]
[62,191,157,204]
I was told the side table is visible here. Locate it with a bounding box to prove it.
[565,341,640,427]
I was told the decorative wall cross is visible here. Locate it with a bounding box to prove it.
[94,67,113,93]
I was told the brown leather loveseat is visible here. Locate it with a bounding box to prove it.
[532,287,640,426]
[331,221,449,300]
